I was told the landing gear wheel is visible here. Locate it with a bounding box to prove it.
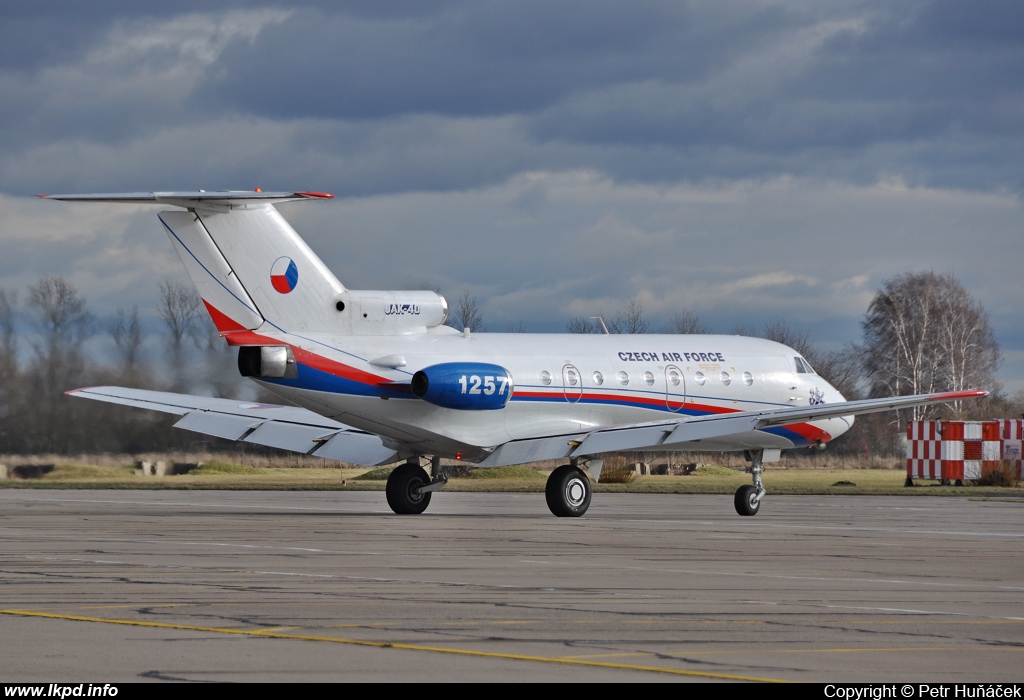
[386,464,432,515]
[545,465,592,517]
[734,484,760,516]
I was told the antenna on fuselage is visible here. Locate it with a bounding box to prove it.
[590,317,610,334]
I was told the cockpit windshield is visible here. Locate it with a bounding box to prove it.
[794,357,816,374]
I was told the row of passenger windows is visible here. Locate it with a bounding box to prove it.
[538,369,756,388]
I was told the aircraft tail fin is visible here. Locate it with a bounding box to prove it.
[45,190,452,337]
[159,205,345,335]
[43,191,344,335]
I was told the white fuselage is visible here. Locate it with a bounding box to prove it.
[246,327,851,461]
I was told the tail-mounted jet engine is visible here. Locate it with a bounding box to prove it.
[238,345,298,379]
[411,363,513,410]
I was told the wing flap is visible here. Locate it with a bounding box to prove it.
[313,432,399,466]
[243,422,336,453]
[571,423,675,455]
[662,414,763,445]
[475,432,585,468]
[174,412,264,440]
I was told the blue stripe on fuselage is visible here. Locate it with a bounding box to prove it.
[261,362,412,398]
[265,363,816,447]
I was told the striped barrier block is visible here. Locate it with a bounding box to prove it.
[907,420,1003,483]
[998,420,1023,478]
[906,421,942,480]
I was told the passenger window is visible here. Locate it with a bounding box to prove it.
[643,371,655,386]
[592,371,604,386]
[721,371,731,386]
[694,371,706,386]
[540,371,552,385]
[742,371,753,386]
[617,371,629,386]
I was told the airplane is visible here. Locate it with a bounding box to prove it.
[43,190,985,517]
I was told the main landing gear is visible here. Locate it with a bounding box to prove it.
[384,456,597,517]
[545,462,592,517]
[734,449,767,516]
[385,457,448,515]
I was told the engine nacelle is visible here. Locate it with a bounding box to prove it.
[411,363,513,410]
[332,290,449,334]
[238,345,298,378]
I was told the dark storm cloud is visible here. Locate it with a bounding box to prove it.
[528,2,1024,188]
[193,1,767,120]
[2,1,1020,194]
[180,0,1023,193]
[0,1,268,71]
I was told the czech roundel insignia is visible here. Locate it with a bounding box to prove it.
[270,257,298,294]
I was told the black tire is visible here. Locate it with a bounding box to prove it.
[386,464,432,515]
[734,484,760,516]
[545,465,592,517]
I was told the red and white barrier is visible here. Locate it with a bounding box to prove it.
[906,420,1006,483]
[998,419,1023,477]
[906,421,942,480]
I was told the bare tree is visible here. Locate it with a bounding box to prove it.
[566,315,599,333]
[932,278,1001,398]
[0,289,19,443]
[446,291,485,332]
[202,317,243,398]
[0,289,15,358]
[159,279,202,388]
[30,276,93,355]
[608,296,649,334]
[663,310,708,334]
[761,320,816,360]
[26,276,94,451]
[862,271,999,420]
[110,306,143,371]
[159,280,201,350]
[809,346,863,401]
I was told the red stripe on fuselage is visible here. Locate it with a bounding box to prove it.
[513,389,832,443]
[202,300,389,386]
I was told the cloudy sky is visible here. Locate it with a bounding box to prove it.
[2,1,1022,390]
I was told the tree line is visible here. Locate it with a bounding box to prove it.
[0,276,240,454]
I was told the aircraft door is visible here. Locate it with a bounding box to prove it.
[666,365,685,412]
[562,364,583,403]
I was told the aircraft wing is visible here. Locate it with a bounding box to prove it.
[477,389,987,467]
[66,386,399,466]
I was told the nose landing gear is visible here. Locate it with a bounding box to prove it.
[734,449,767,516]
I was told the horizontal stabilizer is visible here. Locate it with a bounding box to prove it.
[40,191,333,210]
[67,386,398,467]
